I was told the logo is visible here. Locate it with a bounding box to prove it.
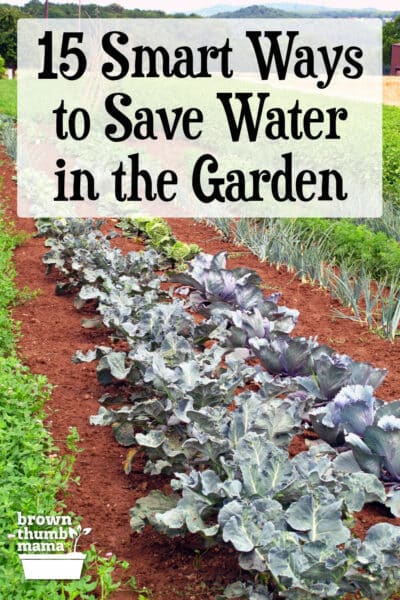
[9,512,91,580]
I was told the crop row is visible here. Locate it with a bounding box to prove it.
[207,218,400,340]
[354,200,400,242]
[288,218,400,281]
[37,216,400,600]
[208,215,400,283]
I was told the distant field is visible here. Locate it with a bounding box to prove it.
[0,80,17,118]
[0,77,398,118]
[384,77,400,107]
[383,104,400,202]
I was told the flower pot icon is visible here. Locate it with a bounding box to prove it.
[17,524,92,580]
[19,552,86,580]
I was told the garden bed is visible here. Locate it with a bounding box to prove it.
[1,144,400,598]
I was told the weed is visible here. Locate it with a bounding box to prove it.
[193,548,202,570]
[130,575,154,599]
[228,251,251,259]
[16,286,42,305]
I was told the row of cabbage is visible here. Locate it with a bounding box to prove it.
[39,217,400,600]
[205,218,400,341]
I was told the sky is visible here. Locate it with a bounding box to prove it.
[4,0,400,11]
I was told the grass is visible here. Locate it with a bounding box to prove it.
[0,205,66,598]
[0,180,133,597]
[383,104,400,203]
[0,80,17,118]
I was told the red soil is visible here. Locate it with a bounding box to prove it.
[1,145,400,598]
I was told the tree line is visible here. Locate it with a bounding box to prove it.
[384,14,400,72]
[0,1,197,69]
[0,1,399,71]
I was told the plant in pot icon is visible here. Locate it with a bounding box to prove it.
[19,525,92,580]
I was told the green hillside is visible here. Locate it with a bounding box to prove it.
[214,4,300,18]
[213,3,398,19]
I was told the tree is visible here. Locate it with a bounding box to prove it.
[383,14,400,73]
[23,0,44,17]
[0,6,25,70]
[0,54,5,78]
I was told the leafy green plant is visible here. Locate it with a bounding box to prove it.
[86,547,130,600]
[129,576,154,600]
[59,546,134,600]
[172,251,269,313]
[15,285,42,305]
[132,437,393,600]
[380,284,400,341]
[293,218,400,282]
[355,199,400,242]
[118,217,200,267]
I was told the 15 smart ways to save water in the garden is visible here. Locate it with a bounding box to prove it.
[18,19,382,218]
